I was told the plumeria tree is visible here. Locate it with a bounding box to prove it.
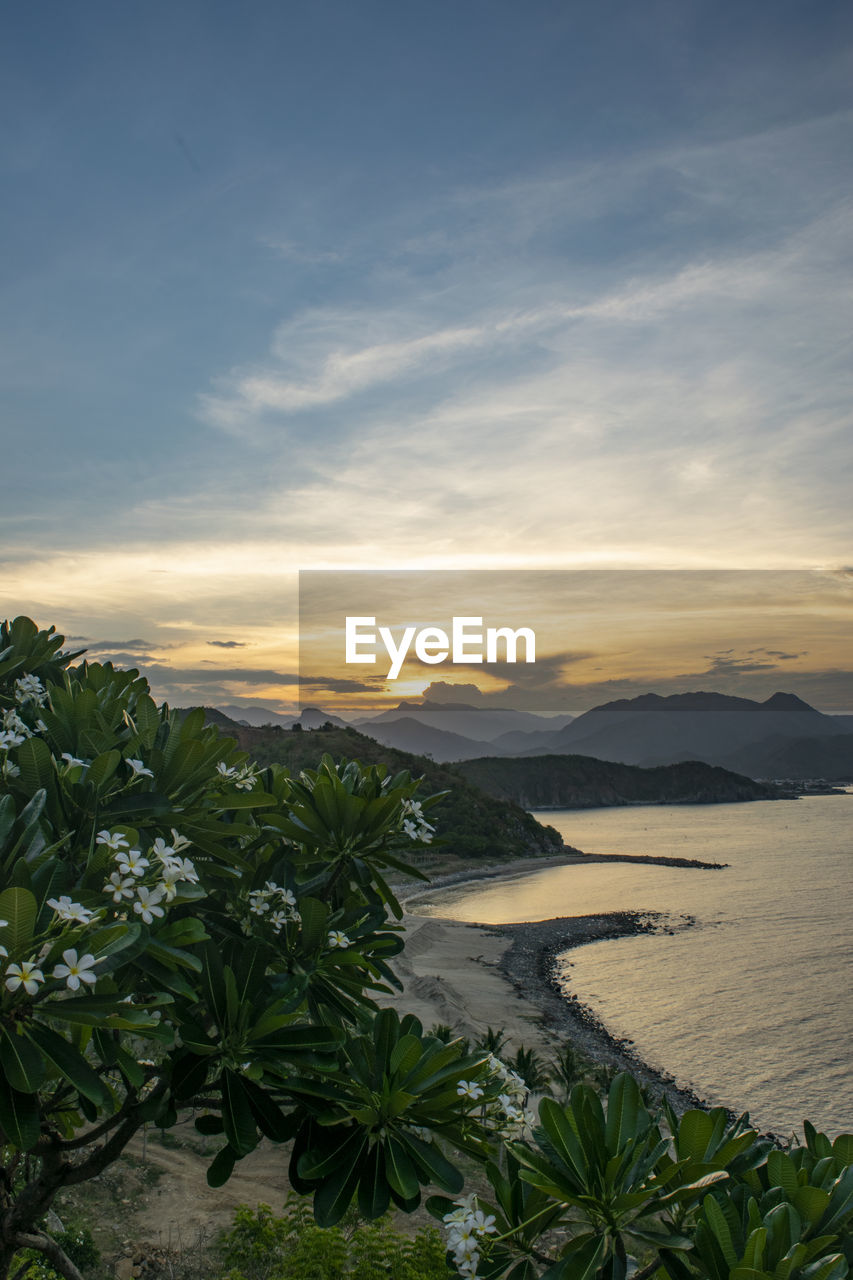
[0,618,497,1280]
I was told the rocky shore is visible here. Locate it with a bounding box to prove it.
[393,849,732,1118]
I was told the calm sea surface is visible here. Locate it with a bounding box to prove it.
[418,795,852,1137]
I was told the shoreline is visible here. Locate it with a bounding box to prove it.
[402,844,727,908]
[391,849,733,1120]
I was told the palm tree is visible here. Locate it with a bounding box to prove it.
[474,1025,510,1056]
[509,1045,551,1092]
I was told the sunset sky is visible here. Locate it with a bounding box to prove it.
[2,3,852,713]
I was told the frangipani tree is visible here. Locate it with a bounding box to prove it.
[0,618,495,1280]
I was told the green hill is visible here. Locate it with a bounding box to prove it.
[197,713,564,861]
[453,753,785,809]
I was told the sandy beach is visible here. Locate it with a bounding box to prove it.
[386,850,725,1114]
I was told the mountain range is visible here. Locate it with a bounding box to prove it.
[215,691,853,779]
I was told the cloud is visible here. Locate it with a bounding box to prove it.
[199,314,488,432]
[78,638,160,652]
[207,640,247,648]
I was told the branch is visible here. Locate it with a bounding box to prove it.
[13,1231,85,1280]
[633,1259,664,1280]
[58,1094,137,1151]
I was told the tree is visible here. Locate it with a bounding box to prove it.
[0,618,496,1280]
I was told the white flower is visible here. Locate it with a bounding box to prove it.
[53,949,98,991]
[14,674,47,705]
[234,768,257,791]
[115,848,148,876]
[159,869,180,902]
[327,930,351,949]
[248,891,270,916]
[215,761,238,781]
[456,1080,484,1101]
[280,887,297,907]
[158,856,197,899]
[170,828,192,852]
[0,729,26,751]
[133,885,166,924]
[5,960,45,995]
[3,710,31,737]
[60,752,89,769]
[35,719,48,734]
[0,919,8,928]
[3,762,20,778]
[173,856,198,883]
[152,837,176,864]
[104,871,135,903]
[268,910,289,933]
[0,945,7,959]
[96,830,130,851]
[126,757,153,778]
[47,896,95,924]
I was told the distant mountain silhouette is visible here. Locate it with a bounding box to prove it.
[353,703,569,743]
[512,691,848,777]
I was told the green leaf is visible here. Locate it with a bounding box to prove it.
[313,1145,365,1227]
[402,1132,464,1193]
[221,1069,258,1157]
[0,886,38,955]
[0,1074,41,1150]
[298,898,329,951]
[0,1026,46,1093]
[357,1142,391,1220]
[26,1023,109,1105]
[207,1143,237,1187]
[384,1134,419,1200]
[85,749,121,792]
[540,1236,606,1280]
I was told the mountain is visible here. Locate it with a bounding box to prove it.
[199,714,564,861]
[510,691,847,776]
[216,704,346,729]
[454,754,786,810]
[354,715,496,761]
[354,702,571,742]
[724,733,853,781]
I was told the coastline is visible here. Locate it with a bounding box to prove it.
[389,849,730,1118]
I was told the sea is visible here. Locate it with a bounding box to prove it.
[418,793,852,1138]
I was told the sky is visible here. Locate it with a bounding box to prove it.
[2,1,852,713]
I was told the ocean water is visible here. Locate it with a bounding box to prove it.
[419,795,852,1137]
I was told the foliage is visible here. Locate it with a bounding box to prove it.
[212,719,563,860]
[454,753,781,810]
[0,618,493,1280]
[218,1197,448,1280]
[2,619,851,1280]
[428,1074,853,1280]
[13,1226,99,1280]
[507,1046,551,1094]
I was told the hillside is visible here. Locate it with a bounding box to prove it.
[453,753,786,809]
[724,733,853,782]
[198,714,564,860]
[508,691,847,774]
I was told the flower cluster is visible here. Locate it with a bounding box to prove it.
[0,913,102,999]
[100,828,199,923]
[485,1055,532,1132]
[0,707,32,779]
[400,798,435,844]
[215,760,259,791]
[14,674,48,707]
[245,881,301,934]
[442,1193,497,1277]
